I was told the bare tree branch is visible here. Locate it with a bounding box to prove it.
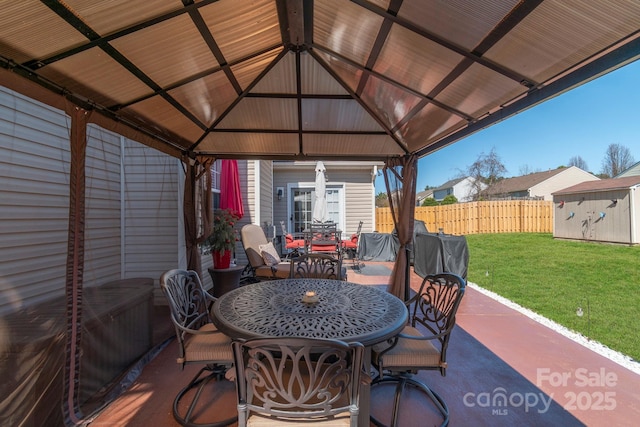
[601,144,635,177]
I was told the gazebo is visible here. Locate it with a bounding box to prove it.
[1,1,639,425]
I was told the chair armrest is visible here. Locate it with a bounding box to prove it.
[396,329,447,341]
[360,369,372,385]
[403,292,420,308]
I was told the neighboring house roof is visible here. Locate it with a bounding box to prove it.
[432,177,481,202]
[415,189,434,205]
[433,177,467,192]
[553,176,640,195]
[485,166,600,201]
[615,161,640,178]
[486,168,567,196]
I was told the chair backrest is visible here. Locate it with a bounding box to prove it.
[160,269,212,352]
[241,224,269,268]
[232,337,364,426]
[305,222,341,255]
[351,220,363,244]
[409,273,466,366]
[290,253,343,280]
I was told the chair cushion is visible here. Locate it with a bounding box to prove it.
[372,325,441,369]
[259,242,280,266]
[248,413,350,426]
[255,263,291,279]
[311,244,338,252]
[183,323,233,363]
[341,239,357,249]
[285,240,304,249]
[285,234,305,249]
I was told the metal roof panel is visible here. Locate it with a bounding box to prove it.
[202,0,281,64]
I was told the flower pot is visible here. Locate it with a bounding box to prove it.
[213,250,232,269]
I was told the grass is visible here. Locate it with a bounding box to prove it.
[465,233,640,362]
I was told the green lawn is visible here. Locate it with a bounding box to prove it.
[465,233,640,362]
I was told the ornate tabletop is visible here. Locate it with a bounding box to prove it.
[211,278,408,346]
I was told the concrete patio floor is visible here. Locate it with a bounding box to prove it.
[88,262,640,426]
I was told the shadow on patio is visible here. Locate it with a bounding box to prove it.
[88,262,639,426]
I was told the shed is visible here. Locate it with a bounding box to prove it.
[552,177,640,244]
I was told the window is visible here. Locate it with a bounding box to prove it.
[211,160,221,209]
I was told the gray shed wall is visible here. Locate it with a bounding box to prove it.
[553,188,637,244]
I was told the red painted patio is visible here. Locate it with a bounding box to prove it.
[89,262,640,426]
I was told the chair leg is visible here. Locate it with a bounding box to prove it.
[370,375,449,427]
[173,365,237,427]
[352,249,363,272]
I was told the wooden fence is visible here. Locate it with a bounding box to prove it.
[375,200,553,235]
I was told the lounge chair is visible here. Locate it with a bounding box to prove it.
[240,224,291,280]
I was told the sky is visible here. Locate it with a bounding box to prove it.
[375,59,640,194]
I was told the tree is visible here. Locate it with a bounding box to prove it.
[441,194,458,205]
[421,197,439,206]
[375,192,389,207]
[568,155,588,171]
[600,144,635,177]
[466,147,507,200]
[519,164,533,175]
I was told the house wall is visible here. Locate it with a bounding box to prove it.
[122,139,181,304]
[202,159,255,285]
[1,86,72,314]
[0,85,182,313]
[531,166,599,200]
[433,188,452,201]
[222,160,272,273]
[453,177,476,202]
[553,189,634,244]
[273,162,377,252]
[259,160,275,237]
[633,186,640,244]
[433,178,481,202]
[616,161,640,178]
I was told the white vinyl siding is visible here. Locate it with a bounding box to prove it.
[0,85,183,314]
[0,87,71,314]
[273,162,377,240]
[84,125,123,286]
[122,140,180,304]
[530,167,599,201]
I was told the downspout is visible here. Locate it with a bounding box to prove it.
[254,160,261,226]
[120,135,125,278]
[630,186,637,244]
[372,165,378,231]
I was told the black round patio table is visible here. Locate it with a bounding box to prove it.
[211,278,407,425]
[211,278,408,346]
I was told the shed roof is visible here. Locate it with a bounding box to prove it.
[1,0,639,162]
[553,176,640,195]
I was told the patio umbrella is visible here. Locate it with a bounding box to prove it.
[312,161,327,223]
[220,159,244,219]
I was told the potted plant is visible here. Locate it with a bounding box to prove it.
[203,208,239,269]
